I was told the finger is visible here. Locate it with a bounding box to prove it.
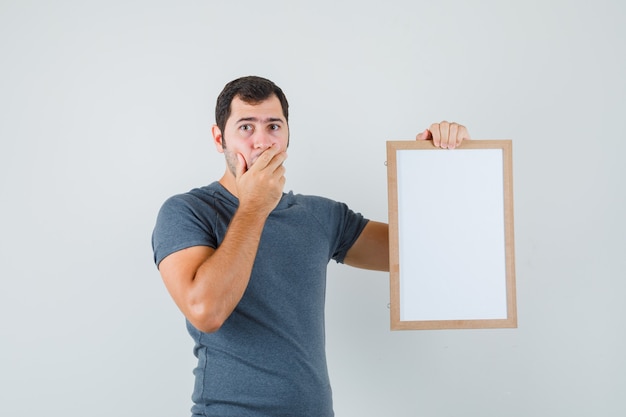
[457,124,471,147]
[416,129,431,141]
[275,162,287,181]
[440,121,451,148]
[430,123,441,147]
[250,145,281,171]
[255,147,288,176]
[267,151,288,173]
[448,123,459,149]
[268,158,287,195]
[433,121,452,148]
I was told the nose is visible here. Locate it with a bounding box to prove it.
[253,131,275,150]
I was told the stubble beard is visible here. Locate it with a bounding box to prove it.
[224,147,238,177]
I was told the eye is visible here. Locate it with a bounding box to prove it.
[239,124,252,132]
[269,124,280,131]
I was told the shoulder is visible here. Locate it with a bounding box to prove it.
[284,192,366,228]
[152,183,227,266]
[288,192,344,210]
[159,182,233,215]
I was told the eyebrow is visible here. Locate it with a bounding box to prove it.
[236,117,285,124]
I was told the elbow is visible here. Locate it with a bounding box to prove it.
[193,319,223,334]
[187,301,227,333]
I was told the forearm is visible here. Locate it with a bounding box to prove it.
[187,208,268,332]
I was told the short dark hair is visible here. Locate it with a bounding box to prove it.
[215,75,289,135]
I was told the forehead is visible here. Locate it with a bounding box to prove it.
[227,95,285,123]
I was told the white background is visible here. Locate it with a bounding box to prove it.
[1,1,624,416]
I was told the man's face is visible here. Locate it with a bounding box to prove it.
[215,95,289,177]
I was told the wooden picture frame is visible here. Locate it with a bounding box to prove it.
[386,140,517,330]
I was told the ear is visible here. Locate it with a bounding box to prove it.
[212,125,225,153]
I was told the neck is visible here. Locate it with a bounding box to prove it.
[218,171,238,199]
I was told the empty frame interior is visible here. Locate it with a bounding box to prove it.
[387,140,516,330]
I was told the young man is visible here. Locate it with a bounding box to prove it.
[152,76,470,416]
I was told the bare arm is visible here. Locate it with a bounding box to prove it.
[158,145,287,333]
[158,208,268,333]
[343,221,390,271]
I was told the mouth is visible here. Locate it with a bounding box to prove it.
[248,150,267,167]
[248,155,260,167]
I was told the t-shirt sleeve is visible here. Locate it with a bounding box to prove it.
[151,194,218,268]
[327,201,369,264]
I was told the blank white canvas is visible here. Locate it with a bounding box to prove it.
[396,149,507,321]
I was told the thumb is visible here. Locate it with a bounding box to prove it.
[235,153,247,178]
[416,129,432,141]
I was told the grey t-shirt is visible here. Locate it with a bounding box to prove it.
[152,182,368,417]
